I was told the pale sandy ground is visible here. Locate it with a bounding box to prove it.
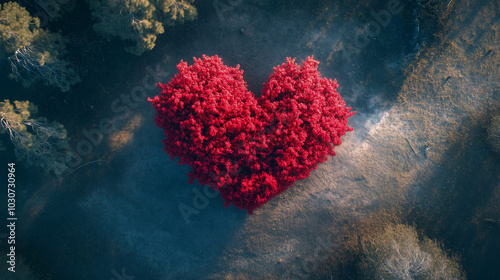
[12,0,498,279]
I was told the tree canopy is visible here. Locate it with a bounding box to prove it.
[0,1,39,54]
[0,99,70,175]
[0,2,80,91]
[88,0,197,55]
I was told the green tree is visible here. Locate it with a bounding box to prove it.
[359,224,465,280]
[0,1,38,54]
[155,0,197,25]
[0,99,70,175]
[0,2,80,91]
[88,0,197,55]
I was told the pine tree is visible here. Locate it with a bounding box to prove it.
[88,0,197,55]
[0,99,70,175]
[0,2,80,91]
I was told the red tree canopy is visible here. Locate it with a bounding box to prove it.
[149,55,355,214]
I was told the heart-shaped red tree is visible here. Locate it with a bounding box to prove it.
[149,55,354,214]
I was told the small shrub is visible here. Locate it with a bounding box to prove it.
[359,224,466,280]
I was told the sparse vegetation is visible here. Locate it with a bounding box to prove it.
[359,224,466,280]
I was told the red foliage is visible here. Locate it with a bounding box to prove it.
[148,55,355,214]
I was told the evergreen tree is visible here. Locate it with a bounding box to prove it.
[0,2,80,91]
[0,99,70,175]
[88,0,197,55]
[0,1,38,54]
[155,0,197,25]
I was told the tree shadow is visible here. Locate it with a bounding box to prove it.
[406,109,500,279]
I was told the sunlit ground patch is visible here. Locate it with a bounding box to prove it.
[108,114,144,151]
